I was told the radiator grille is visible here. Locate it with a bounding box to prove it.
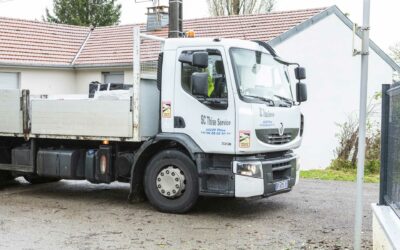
[256,128,299,145]
[272,161,293,180]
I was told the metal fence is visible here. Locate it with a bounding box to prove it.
[380,83,400,218]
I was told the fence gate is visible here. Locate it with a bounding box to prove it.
[380,83,400,218]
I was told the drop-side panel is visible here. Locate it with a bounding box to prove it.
[0,90,23,134]
[31,99,132,138]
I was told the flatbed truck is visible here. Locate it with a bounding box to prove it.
[0,29,307,213]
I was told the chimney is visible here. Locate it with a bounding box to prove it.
[168,0,183,38]
[146,5,169,32]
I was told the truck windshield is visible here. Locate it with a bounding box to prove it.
[230,48,293,104]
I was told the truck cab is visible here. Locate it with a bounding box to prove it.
[162,38,304,154]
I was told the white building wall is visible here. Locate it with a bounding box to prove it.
[21,69,75,95]
[124,70,133,83]
[75,69,102,94]
[0,68,76,95]
[75,69,133,94]
[274,14,394,169]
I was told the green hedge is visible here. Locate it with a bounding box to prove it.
[329,158,380,175]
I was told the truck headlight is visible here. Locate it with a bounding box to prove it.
[234,161,263,179]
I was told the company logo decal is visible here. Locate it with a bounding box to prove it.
[239,130,251,148]
[260,120,274,127]
[259,108,275,118]
[162,101,171,118]
[278,122,285,136]
[200,115,232,136]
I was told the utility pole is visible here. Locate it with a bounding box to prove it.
[168,0,183,38]
[354,0,371,249]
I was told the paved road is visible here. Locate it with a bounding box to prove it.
[0,178,378,249]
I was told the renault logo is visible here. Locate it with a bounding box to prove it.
[279,122,285,136]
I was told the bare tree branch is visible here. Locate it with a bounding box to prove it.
[207,0,276,16]
[390,42,400,64]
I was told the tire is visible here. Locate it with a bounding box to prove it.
[144,150,199,214]
[23,175,61,185]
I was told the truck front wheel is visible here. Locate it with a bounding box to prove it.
[144,150,199,213]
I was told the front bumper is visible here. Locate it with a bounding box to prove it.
[234,154,298,198]
[197,152,299,198]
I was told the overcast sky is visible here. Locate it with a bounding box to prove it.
[0,0,398,54]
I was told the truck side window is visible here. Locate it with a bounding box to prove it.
[181,51,228,99]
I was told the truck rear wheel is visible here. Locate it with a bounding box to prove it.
[144,150,199,213]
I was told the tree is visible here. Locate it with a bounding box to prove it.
[44,0,122,27]
[390,42,400,63]
[331,93,381,174]
[390,42,400,81]
[207,0,276,16]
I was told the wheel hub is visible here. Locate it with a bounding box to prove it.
[156,166,186,198]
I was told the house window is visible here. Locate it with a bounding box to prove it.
[0,72,20,89]
[102,72,124,84]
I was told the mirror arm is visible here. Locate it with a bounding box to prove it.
[253,40,277,57]
[253,40,300,67]
[274,56,299,67]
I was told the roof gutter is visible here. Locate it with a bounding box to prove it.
[0,62,158,70]
[0,62,73,70]
[73,63,133,69]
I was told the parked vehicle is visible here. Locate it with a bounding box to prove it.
[0,30,307,213]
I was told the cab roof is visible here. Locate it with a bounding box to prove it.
[164,38,271,54]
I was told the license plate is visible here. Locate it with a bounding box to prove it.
[274,180,289,191]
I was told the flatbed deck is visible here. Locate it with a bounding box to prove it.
[0,88,158,142]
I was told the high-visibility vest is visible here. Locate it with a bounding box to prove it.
[207,71,214,97]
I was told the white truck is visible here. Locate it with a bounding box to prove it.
[0,30,307,213]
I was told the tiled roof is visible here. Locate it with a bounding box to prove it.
[76,7,325,66]
[0,17,90,66]
[0,8,326,67]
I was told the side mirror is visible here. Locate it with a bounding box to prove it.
[294,67,306,80]
[191,72,209,97]
[179,52,208,68]
[296,82,307,103]
[192,52,208,68]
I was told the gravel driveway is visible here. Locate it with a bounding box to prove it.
[0,178,378,249]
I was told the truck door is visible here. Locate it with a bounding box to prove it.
[172,47,235,154]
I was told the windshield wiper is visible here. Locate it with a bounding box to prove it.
[274,95,293,106]
[243,95,275,106]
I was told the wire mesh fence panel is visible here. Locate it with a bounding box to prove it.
[385,84,400,217]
